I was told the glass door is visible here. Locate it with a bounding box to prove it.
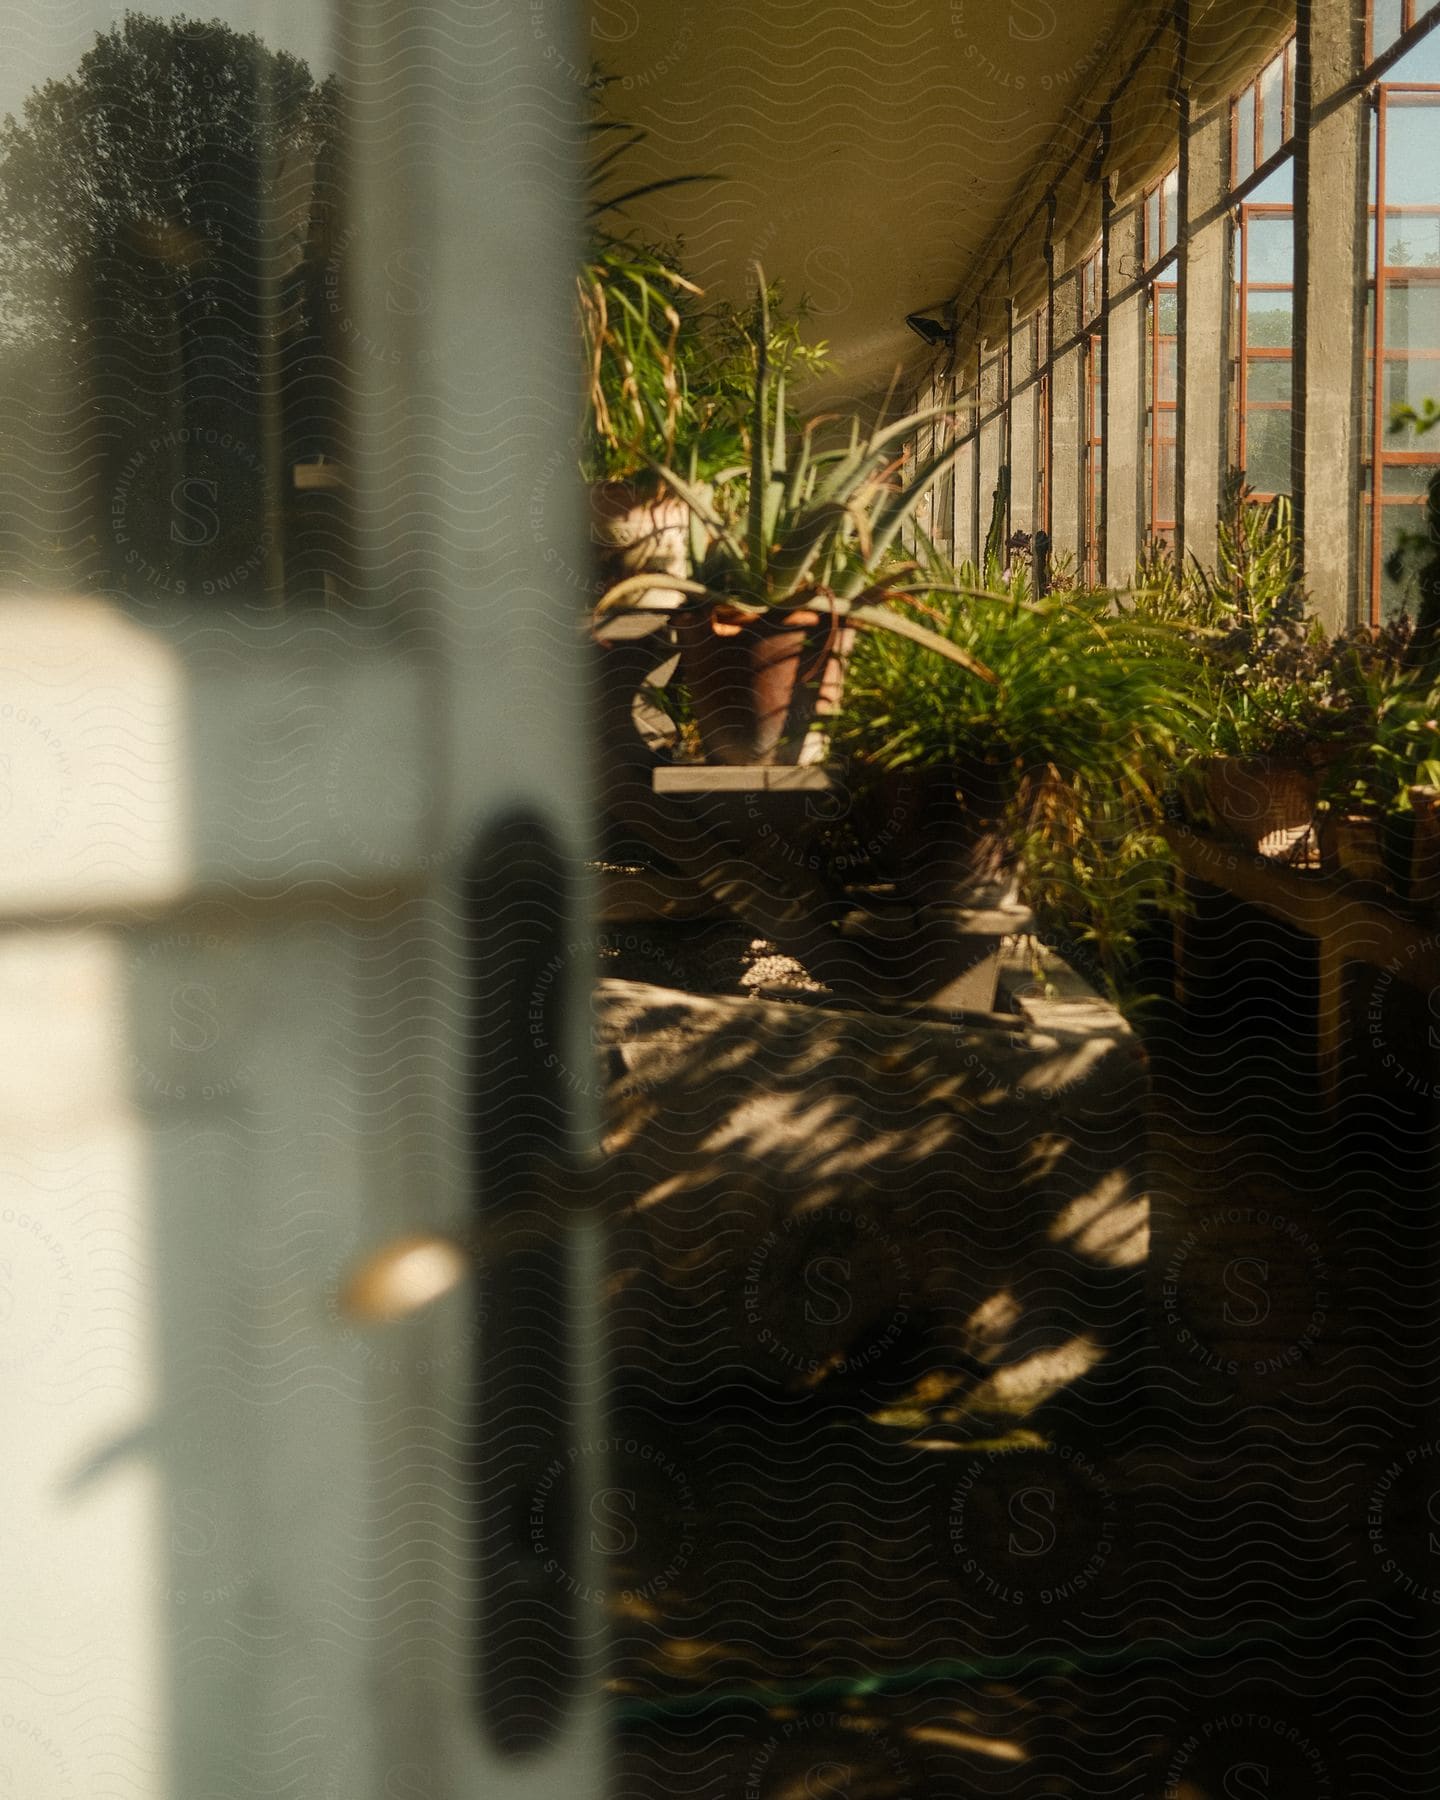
[0,4,603,1797]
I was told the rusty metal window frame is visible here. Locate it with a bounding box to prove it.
[1230,37,1297,191]
[1146,280,1179,545]
[1369,0,1440,67]
[1361,82,1440,623]
[1234,200,1295,503]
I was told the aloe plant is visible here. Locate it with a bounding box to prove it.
[595,272,996,682]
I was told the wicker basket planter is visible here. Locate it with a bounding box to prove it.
[1199,755,1318,854]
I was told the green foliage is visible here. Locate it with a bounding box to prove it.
[1127,477,1345,762]
[829,578,1201,800]
[580,93,826,483]
[0,11,341,594]
[597,273,996,679]
[1320,665,1440,817]
[828,573,1204,993]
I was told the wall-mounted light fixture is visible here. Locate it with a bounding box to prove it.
[904,309,956,348]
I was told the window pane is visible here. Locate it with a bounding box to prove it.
[1385,280,1440,350]
[1247,357,1293,402]
[1390,24,1440,79]
[0,10,350,607]
[1235,88,1256,185]
[1260,56,1284,163]
[1246,215,1293,284]
[1159,342,1178,405]
[1247,292,1294,347]
[1383,101,1440,209]
[1162,168,1179,253]
[1158,287,1179,334]
[1244,408,1292,494]
[1250,160,1293,206]
[1382,463,1439,496]
[1381,501,1427,618]
[1383,356,1440,440]
[1146,189,1161,263]
[1384,214,1440,267]
[1373,0,1405,56]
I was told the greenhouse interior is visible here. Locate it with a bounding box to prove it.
[3,0,1439,1796]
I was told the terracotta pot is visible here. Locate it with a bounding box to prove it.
[676,604,850,766]
[1200,755,1317,853]
[589,479,691,607]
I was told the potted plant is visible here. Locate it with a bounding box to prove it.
[825,576,1202,958]
[1142,479,1333,854]
[596,275,993,765]
[578,101,711,602]
[1319,666,1440,896]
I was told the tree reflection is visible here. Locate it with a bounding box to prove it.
[0,13,347,602]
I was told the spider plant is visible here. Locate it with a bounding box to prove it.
[827,572,1205,988]
[829,577,1202,806]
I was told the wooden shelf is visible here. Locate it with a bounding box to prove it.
[1164,826,1440,982]
[653,765,834,794]
[1164,824,1440,1108]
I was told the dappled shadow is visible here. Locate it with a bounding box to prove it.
[598,976,1149,1415]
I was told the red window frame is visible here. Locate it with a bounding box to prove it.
[1141,171,1180,550]
[1234,201,1294,502]
[1369,0,1440,66]
[1146,279,1179,547]
[1231,38,1297,188]
[1362,84,1440,624]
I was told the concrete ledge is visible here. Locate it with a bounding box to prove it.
[598,945,1149,1413]
[653,765,835,793]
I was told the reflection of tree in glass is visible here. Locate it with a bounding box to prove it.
[1245,308,1292,350]
[0,13,344,599]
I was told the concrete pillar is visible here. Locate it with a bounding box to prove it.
[1050,277,1084,570]
[1179,90,1231,573]
[1294,0,1367,632]
[1104,202,1146,585]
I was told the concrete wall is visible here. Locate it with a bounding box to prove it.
[1104,204,1148,585]
[1179,91,1232,573]
[1294,0,1368,631]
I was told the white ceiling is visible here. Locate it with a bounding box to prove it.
[587,0,1143,407]
[587,0,1298,410]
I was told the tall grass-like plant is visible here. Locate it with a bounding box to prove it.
[580,97,827,483]
[1127,477,1340,763]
